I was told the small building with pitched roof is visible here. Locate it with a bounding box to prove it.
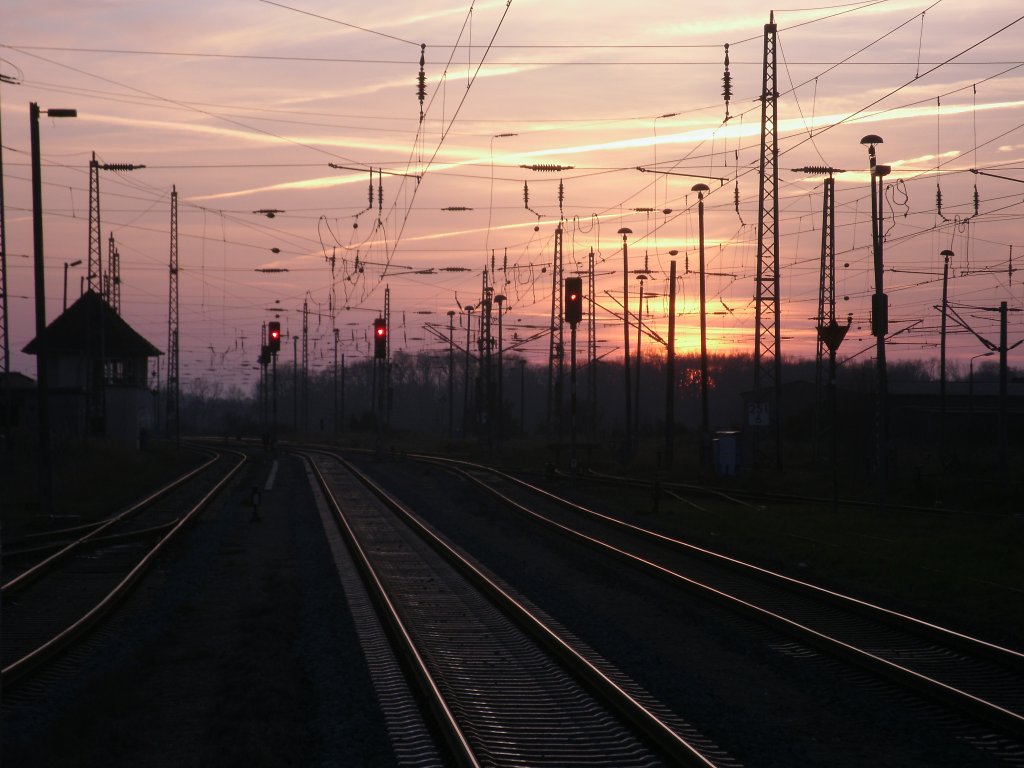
[23,290,161,447]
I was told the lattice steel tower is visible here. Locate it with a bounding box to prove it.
[166,186,179,443]
[105,232,121,313]
[754,12,783,469]
[587,248,597,435]
[546,225,564,437]
[302,297,309,430]
[88,153,102,294]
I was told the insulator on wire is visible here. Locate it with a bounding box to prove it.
[368,170,374,208]
[734,181,744,225]
[523,181,529,209]
[973,185,980,217]
[936,184,948,221]
[558,179,564,218]
[417,44,427,122]
[378,169,383,215]
[722,43,733,121]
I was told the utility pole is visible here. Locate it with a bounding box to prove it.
[547,226,564,439]
[301,298,309,431]
[333,327,339,435]
[104,232,122,312]
[792,167,851,511]
[999,301,1008,471]
[619,227,633,454]
[31,102,77,514]
[463,305,474,434]
[665,258,677,463]
[447,309,456,438]
[166,186,179,447]
[634,252,651,439]
[693,184,712,468]
[292,335,299,431]
[88,152,144,294]
[495,293,506,444]
[384,286,391,425]
[587,248,597,437]
[0,75,12,452]
[939,249,953,467]
[862,134,891,506]
[482,278,493,444]
[754,12,783,471]
[792,166,846,464]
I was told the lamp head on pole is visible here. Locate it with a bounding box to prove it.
[691,183,710,196]
[860,134,883,147]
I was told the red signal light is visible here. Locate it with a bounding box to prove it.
[564,277,583,325]
[373,318,387,358]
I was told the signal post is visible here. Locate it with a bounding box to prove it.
[372,317,387,422]
[267,321,281,447]
[565,277,583,471]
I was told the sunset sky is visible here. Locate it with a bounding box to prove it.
[2,1,1023,392]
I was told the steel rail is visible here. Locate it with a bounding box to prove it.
[423,454,1024,668]
[304,453,481,768]
[327,451,718,767]
[424,456,1024,740]
[3,447,220,594]
[2,449,246,686]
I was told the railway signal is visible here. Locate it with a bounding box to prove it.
[268,321,281,352]
[565,277,583,327]
[373,318,387,359]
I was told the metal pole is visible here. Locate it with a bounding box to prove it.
[999,301,1008,471]
[939,249,952,467]
[635,273,644,440]
[30,102,53,516]
[618,228,632,452]
[333,328,339,435]
[463,305,473,434]
[495,295,506,443]
[447,310,455,438]
[665,258,677,463]
[693,184,711,467]
[862,135,889,506]
[271,351,277,447]
[28,103,76,514]
[570,322,578,470]
[292,335,298,431]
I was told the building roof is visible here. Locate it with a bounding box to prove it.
[23,290,162,358]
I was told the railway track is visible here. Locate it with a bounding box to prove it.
[1,447,246,687]
[306,449,735,767]
[405,454,1024,746]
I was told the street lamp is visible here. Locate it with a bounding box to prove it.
[494,294,506,443]
[692,183,711,467]
[618,227,633,452]
[861,134,890,505]
[63,259,82,311]
[463,304,474,434]
[939,248,954,465]
[31,102,77,517]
